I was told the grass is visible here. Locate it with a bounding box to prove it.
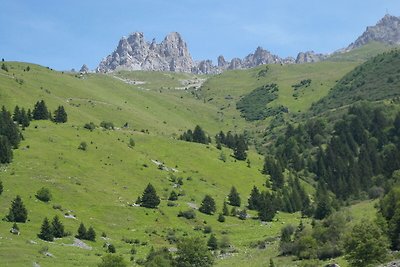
[0,59,383,266]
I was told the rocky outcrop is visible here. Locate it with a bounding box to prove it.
[347,14,400,50]
[79,64,89,73]
[97,32,194,73]
[295,51,327,63]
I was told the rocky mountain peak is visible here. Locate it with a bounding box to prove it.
[347,14,400,50]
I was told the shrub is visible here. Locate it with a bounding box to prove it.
[78,141,87,151]
[100,121,114,130]
[177,210,196,219]
[36,187,52,202]
[83,122,96,131]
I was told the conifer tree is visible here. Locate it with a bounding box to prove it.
[0,106,21,148]
[76,222,87,239]
[234,135,247,160]
[192,125,208,144]
[222,201,229,216]
[140,183,160,208]
[19,108,30,127]
[0,135,12,163]
[207,234,218,250]
[6,195,28,222]
[12,106,21,123]
[258,192,277,222]
[0,180,3,195]
[86,226,96,241]
[38,217,54,241]
[217,213,225,222]
[228,186,241,207]
[168,190,178,201]
[32,100,49,120]
[51,215,65,238]
[248,186,261,210]
[53,105,68,123]
[199,195,216,215]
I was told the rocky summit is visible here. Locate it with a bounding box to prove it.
[347,14,400,50]
[97,32,194,73]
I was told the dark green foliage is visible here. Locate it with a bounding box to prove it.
[228,186,241,207]
[51,215,65,238]
[233,135,247,160]
[263,156,284,190]
[380,186,400,249]
[32,100,50,120]
[177,210,196,220]
[168,190,178,201]
[217,213,225,222]
[312,50,400,114]
[236,83,279,121]
[140,183,160,208]
[248,186,261,210]
[38,217,54,241]
[76,223,87,239]
[107,244,116,253]
[314,183,333,220]
[98,254,127,267]
[207,234,218,250]
[128,138,135,148]
[86,226,96,241]
[100,121,114,130]
[180,125,209,144]
[257,192,277,222]
[0,180,3,195]
[344,220,388,267]
[199,195,216,215]
[175,237,214,267]
[84,122,96,131]
[0,135,12,163]
[269,259,275,267]
[78,141,87,151]
[6,195,28,222]
[238,209,247,220]
[0,106,21,149]
[222,201,229,216]
[292,79,311,90]
[1,63,8,72]
[53,105,67,123]
[144,247,173,267]
[36,187,52,202]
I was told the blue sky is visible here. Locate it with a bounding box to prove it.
[1,0,399,70]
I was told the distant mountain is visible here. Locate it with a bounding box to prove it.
[347,14,400,50]
[97,15,399,74]
[97,32,194,73]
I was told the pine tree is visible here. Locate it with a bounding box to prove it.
[192,125,208,144]
[207,234,218,250]
[258,192,277,222]
[19,108,30,127]
[168,190,178,201]
[233,135,247,160]
[76,222,87,239]
[199,195,216,215]
[32,100,49,120]
[222,201,229,216]
[314,182,333,220]
[248,186,261,210]
[86,226,96,241]
[0,135,12,163]
[38,217,54,241]
[6,195,28,222]
[12,106,21,123]
[140,183,160,208]
[228,186,241,207]
[51,215,65,238]
[53,105,67,123]
[0,106,21,148]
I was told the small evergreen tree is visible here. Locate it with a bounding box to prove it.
[199,195,216,215]
[19,108,30,127]
[76,222,87,239]
[13,106,21,123]
[248,186,261,210]
[217,213,225,222]
[38,217,54,241]
[107,243,116,253]
[222,201,229,216]
[228,186,241,207]
[32,100,49,120]
[53,105,67,123]
[140,183,160,208]
[86,226,96,241]
[168,190,178,201]
[0,180,3,195]
[234,135,247,160]
[207,234,218,250]
[192,125,208,144]
[51,215,65,238]
[6,195,28,222]
[0,135,12,163]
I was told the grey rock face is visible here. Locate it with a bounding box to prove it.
[348,14,400,50]
[217,55,228,68]
[97,32,194,73]
[79,64,89,73]
[193,60,220,75]
[295,51,327,63]
[242,47,282,67]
